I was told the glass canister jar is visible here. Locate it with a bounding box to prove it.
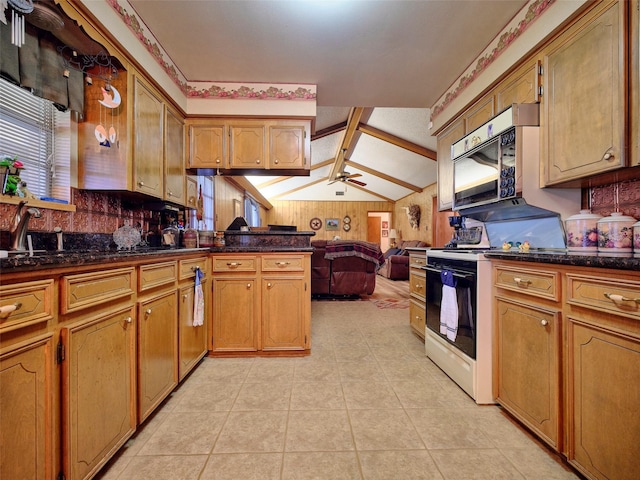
[596,212,636,254]
[183,228,198,248]
[213,231,226,247]
[565,209,601,252]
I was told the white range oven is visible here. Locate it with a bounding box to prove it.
[423,249,494,404]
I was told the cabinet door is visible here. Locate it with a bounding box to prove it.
[464,96,495,133]
[495,297,561,450]
[262,276,308,351]
[178,283,208,381]
[138,290,178,421]
[188,123,227,168]
[269,123,307,169]
[436,118,465,211]
[496,59,541,111]
[409,298,425,340]
[133,76,164,197]
[229,123,266,169]
[212,277,259,352]
[164,107,186,205]
[542,0,625,185]
[0,334,54,480]
[61,308,136,480]
[631,0,640,167]
[567,319,640,480]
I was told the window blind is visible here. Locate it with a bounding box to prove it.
[0,78,70,200]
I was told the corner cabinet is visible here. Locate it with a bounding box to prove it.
[187,118,311,173]
[541,0,626,186]
[211,253,311,355]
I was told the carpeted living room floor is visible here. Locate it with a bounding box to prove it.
[95,275,578,480]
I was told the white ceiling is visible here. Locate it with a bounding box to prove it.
[127,0,528,202]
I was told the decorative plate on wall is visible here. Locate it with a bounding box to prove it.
[343,215,351,224]
[309,217,322,230]
[343,223,351,232]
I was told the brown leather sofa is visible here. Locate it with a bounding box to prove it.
[377,240,429,280]
[311,240,384,296]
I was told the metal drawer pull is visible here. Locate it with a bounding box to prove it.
[540,320,548,326]
[227,262,242,267]
[414,284,423,289]
[191,266,201,271]
[275,261,291,266]
[514,277,532,286]
[146,308,152,315]
[604,293,640,303]
[0,302,22,318]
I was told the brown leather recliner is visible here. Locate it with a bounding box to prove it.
[377,240,429,280]
[311,240,381,296]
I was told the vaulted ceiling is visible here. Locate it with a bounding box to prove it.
[126,0,528,202]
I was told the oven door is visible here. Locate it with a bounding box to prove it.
[424,262,477,359]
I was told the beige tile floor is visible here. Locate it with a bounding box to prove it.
[96,299,580,480]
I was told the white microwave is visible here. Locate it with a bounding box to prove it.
[451,104,539,211]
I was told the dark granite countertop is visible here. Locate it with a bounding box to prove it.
[484,250,640,271]
[210,246,314,253]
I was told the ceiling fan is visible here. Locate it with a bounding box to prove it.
[329,170,367,187]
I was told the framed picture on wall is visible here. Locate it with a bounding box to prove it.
[382,221,389,229]
[382,229,388,237]
[326,218,340,230]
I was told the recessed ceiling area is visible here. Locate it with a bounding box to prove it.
[126,0,528,201]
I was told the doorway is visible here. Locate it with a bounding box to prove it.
[367,211,391,250]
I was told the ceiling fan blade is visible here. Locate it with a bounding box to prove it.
[348,178,367,187]
[347,173,362,179]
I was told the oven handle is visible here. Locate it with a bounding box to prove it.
[421,265,475,280]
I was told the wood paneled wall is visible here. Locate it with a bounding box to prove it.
[266,200,393,241]
[391,184,437,246]
[214,177,244,231]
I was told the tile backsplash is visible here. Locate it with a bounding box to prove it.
[589,179,640,219]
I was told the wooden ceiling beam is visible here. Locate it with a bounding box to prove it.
[345,160,423,193]
[311,121,347,141]
[328,107,369,182]
[358,123,437,160]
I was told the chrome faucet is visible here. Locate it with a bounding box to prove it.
[10,201,41,251]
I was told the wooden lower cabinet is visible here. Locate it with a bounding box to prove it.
[0,333,54,480]
[178,282,208,380]
[137,289,178,421]
[408,251,427,339]
[494,297,561,449]
[262,276,308,350]
[566,318,640,480]
[61,307,137,480]
[211,253,311,355]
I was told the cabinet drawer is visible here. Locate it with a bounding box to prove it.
[261,255,305,272]
[409,254,426,268]
[1,280,54,333]
[409,298,426,338]
[62,268,135,314]
[567,274,640,320]
[409,271,426,299]
[212,256,257,272]
[179,257,208,280]
[139,262,177,292]
[494,266,559,301]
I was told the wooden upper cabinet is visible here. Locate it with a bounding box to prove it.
[541,0,626,186]
[269,123,308,169]
[496,59,541,112]
[229,122,267,168]
[133,76,164,198]
[436,118,465,211]
[464,96,495,133]
[164,106,186,205]
[188,123,228,169]
[631,0,640,167]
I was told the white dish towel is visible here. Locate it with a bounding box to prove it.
[193,267,205,327]
[439,270,458,342]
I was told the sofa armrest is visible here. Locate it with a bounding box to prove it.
[388,254,409,265]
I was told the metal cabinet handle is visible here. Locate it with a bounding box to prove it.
[540,319,549,326]
[191,266,201,271]
[604,293,640,303]
[275,261,290,267]
[145,308,152,315]
[138,180,145,187]
[603,152,613,161]
[182,294,188,300]
[227,262,242,268]
[513,277,532,286]
[414,284,423,289]
[247,283,252,288]
[256,159,261,164]
[124,316,132,324]
[267,282,272,288]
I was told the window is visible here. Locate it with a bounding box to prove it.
[0,78,71,201]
